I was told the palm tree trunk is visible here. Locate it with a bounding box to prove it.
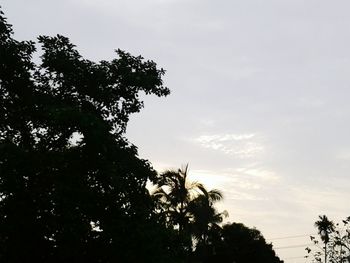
[179,200,184,233]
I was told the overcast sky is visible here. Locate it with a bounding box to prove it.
[3,0,350,261]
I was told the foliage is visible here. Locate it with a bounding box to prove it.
[153,165,227,243]
[198,222,283,263]
[0,8,177,262]
[315,215,335,244]
[188,189,228,245]
[154,164,204,233]
[307,215,350,263]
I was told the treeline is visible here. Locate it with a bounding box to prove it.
[0,8,282,263]
[152,165,283,262]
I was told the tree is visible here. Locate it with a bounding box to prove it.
[189,189,228,245]
[189,191,228,262]
[315,215,335,244]
[207,223,283,263]
[0,8,175,262]
[153,164,207,258]
[153,164,228,260]
[314,215,335,263]
[154,164,206,233]
[307,215,350,263]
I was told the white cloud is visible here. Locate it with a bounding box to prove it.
[336,149,350,161]
[225,189,267,201]
[234,167,280,182]
[189,165,279,203]
[194,133,264,158]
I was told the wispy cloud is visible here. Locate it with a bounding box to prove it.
[289,185,350,216]
[194,133,264,158]
[225,189,267,201]
[189,165,279,201]
[234,167,279,182]
[335,149,350,161]
[189,169,264,201]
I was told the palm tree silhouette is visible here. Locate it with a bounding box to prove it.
[315,215,335,263]
[153,164,227,251]
[188,189,228,245]
[153,164,206,232]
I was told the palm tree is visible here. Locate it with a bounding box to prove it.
[153,164,228,252]
[315,215,335,263]
[153,164,208,233]
[188,189,228,245]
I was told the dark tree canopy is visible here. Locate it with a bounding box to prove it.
[0,8,175,263]
[195,222,283,263]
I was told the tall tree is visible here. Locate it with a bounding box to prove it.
[315,215,335,263]
[153,164,227,257]
[154,164,206,233]
[0,8,174,262]
[189,190,228,262]
[188,189,228,244]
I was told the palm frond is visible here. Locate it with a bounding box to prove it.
[208,189,223,203]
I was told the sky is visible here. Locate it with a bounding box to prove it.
[2,0,350,261]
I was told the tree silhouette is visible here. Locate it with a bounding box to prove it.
[188,189,228,244]
[188,190,228,262]
[315,215,335,263]
[306,215,350,263]
[153,164,228,259]
[207,223,283,263]
[0,8,175,262]
[154,164,206,233]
